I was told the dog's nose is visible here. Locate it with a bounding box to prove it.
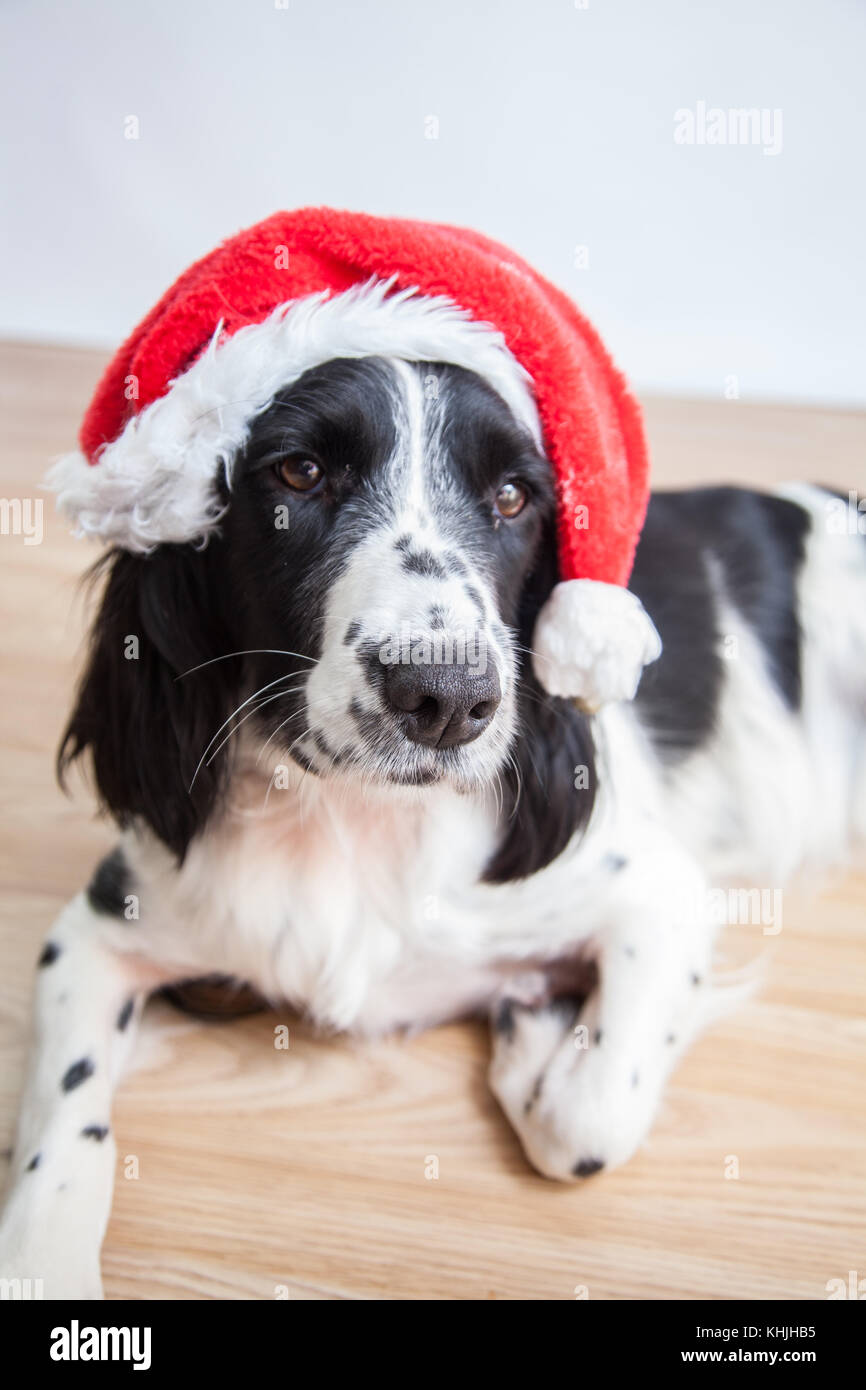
[383,662,501,748]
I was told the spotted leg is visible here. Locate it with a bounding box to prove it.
[0,890,163,1299]
[489,845,718,1180]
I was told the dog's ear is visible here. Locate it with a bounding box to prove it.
[483,517,598,884]
[482,674,597,883]
[59,544,240,859]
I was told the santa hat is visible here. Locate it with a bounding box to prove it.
[50,207,661,709]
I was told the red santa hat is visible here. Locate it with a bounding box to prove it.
[50,207,661,709]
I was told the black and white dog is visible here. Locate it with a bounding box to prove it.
[1,336,864,1297]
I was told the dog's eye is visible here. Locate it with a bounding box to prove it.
[494,481,528,519]
[276,456,324,493]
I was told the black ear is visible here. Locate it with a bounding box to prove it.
[483,520,597,884]
[59,544,240,859]
[482,675,597,884]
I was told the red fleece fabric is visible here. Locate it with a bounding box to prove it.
[80,208,650,587]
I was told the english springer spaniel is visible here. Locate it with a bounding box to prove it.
[1,352,863,1299]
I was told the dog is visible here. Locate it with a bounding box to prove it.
[1,335,864,1299]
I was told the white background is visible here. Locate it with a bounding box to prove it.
[1,0,863,403]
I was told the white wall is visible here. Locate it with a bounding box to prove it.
[1,0,863,404]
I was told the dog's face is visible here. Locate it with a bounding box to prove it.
[63,356,596,881]
[221,357,556,792]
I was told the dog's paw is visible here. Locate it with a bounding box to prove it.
[490,994,658,1182]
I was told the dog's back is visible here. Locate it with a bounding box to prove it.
[630,483,866,883]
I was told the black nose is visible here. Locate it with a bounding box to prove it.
[383,662,501,748]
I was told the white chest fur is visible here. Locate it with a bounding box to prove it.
[124,713,657,1036]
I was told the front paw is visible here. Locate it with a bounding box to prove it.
[490,995,657,1182]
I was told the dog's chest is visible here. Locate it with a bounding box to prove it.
[142,776,621,1036]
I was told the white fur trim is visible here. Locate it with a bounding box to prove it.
[531,579,662,710]
[47,278,542,553]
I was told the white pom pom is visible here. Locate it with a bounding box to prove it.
[532,579,662,711]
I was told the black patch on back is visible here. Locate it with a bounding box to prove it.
[630,487,810,759]
[86,847,133,918]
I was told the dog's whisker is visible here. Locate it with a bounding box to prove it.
[503,749,523,820]
[255,704,309,765]
[190,673,305,791]
[204,685,307,769]
[177,649,317,681]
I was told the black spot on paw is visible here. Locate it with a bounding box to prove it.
[38,941,61,967]
[573,1157,605,1179]
[61,1057,94,1092]
[81,1125,109,1142]
[87,847,134,919]
[26,1153,40,1171]
[604,853,628,873]
[546,994,583,1029]
[494,998,517,1042]
[116,997,134,1032]
[523,1074,544,1115]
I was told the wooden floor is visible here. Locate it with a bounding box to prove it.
[0,340,864,1301]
